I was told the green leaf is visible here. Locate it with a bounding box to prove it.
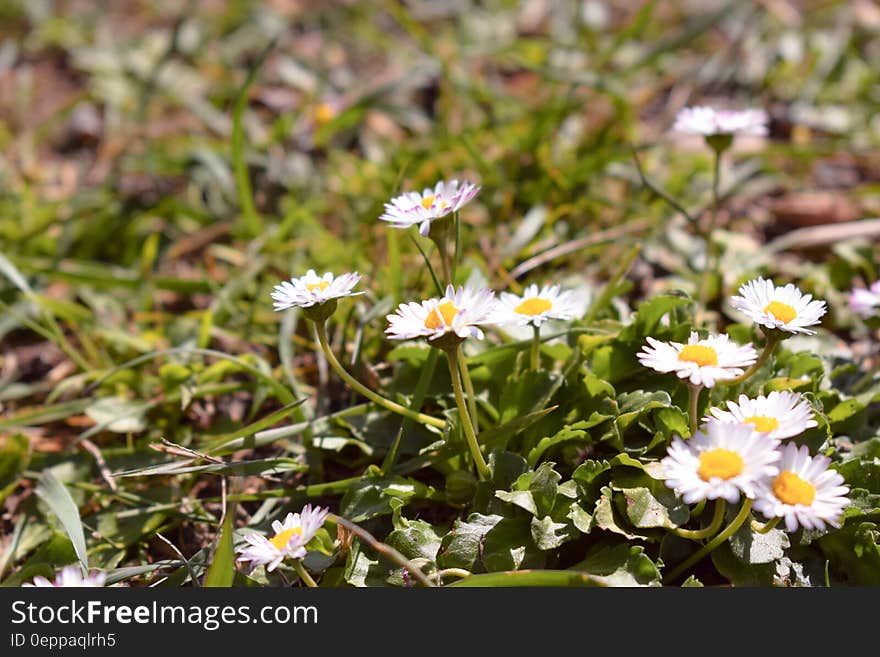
[1,533,77,586]
[84,397,149,434]
[572,459,612,504]
[848,437,880,460]
[437,514,503,571]
[480,405,559,452]
[609,453,647,470]
[114,456,307,478]
[711,543,777,586]
[304,528,336,557]
[528,462,561,517]
[566,501,593,534]
[0,433,30,504]
[487,450,531,490]
[527,419,606,467]
[781,351,825,380]
[343,542,385,587]
[494,461,562,518]
[449,569,605,587]
[765,377,813,393]
[590,294,691,383]
[385,343,433,365]
[827,398,867,434]
[437,513,542,572]
[387,505,442,563]
[495,489,538,515]
[728,523,789,565]
[104,559,183,586]
[592,486,640,539]
[616,390,672,432]
[95,510,167,549]
[498,370,561,425]
[653,406,690,440]
[203,399,308,448]
[835,457,880,495]
[817,521,880,585]
[35,470,89,574]
[530,515,570,550]
[340,474,441,522]
[609,467,689,530]
[614,485,689,530]
[203,507,236,587]
[573,542,662,586]
[839,488,880,523]
[620,294,692,344]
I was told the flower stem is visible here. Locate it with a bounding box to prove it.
[457,344,479,434]
[434,567,472,585]
[663,498,753,584]
[438,245,452,288]
[313,321,446,429]
[752,516,781,534]
[687,383,702,437]
[673,499,726,540]
[690,499,707,518]
[452,210,461,283]
[720,334,780,386]
[330,514,435,587]
[430,216,454,287]
[292,559,317,588]
[697,147,723,313]
[530,323,541,371]
[445,348,491,481]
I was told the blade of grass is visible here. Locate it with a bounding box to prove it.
[410,234,444,296]
[155,533,201,587]
[84,347,295,405]
[35,470,90,575]
[0,252,91,371]
[203,504,237,587]
[203,398,308,445]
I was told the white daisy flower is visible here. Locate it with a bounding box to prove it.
[378,179,481,237]
[385,284,497,344]
[705,391,818,440]
[23,565,106,587]
[849,280,880,319]
[271,270,363,311]
[236,504,331,572]
[660,420,781,504]
[492,283,581,327]
[673,105,768,137]
[753,443,850,532]
[637,331,758,388]
[730,277,827,335]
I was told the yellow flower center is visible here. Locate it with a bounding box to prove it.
[313,103,337,125]
[269,527,302,551]
[772,471,816,506]
[306,281,331,292]
[764,301,797,324]
[697,448,744,481]
[743,415,779,433]
[677,344,718,367]
[515,297,553,316]
[420,194,436,210]
[424,301,459,330]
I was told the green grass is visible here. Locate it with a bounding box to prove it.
[1,0,879,588]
